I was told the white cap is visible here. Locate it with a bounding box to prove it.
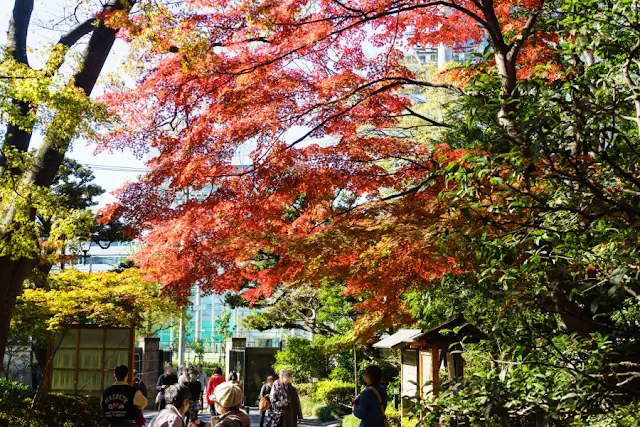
[215,381,243,408]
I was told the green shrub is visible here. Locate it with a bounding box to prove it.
[342,414,360,427]
[401,417,419,427]
[315,380,355,405]
[385,405,401,427]
[199,361,224,377]
[300,395,324,418]
[0,378,29,405]
[296,383,315,398]
[314,403,350,422]
[0,381,106,427]
[274,336,331,381]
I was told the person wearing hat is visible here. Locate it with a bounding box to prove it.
[189,382,250,427]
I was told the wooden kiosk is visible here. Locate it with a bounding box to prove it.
[45,325,136,395]
[374,314,486,412]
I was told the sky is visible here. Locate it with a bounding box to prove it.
[0,0,388,208]
[0,0,149,207]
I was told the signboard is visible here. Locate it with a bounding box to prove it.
[401,349,418,398]
[46,326,135,395]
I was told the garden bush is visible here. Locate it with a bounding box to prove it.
[385,405,401,427]
[401,416,419,427]
[343,403,407,427]
[300,395,324,418]
[296,383,315,398]
[314,403,350,422]
[199,361,224,377]
[0,378,30,405]
[314,380,355,405]
[342,414,360,427]
[0,380,106,427]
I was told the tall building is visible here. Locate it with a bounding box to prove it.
[60,241,137,273]
[157,286,309,354]
[405,42,478,68]
[62,242,309,354]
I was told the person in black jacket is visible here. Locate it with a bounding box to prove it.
[156,362,179,410]
[102,365,148,427]
[259,376,274,427]
[133,369,148,397]
[186,368,204,423]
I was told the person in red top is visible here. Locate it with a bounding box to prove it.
[206,367,226,416]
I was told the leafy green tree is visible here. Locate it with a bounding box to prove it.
[274,336,331,382]
[0,0,136,372]
[215,309,236,342]
[401,0,640,423]
[188,339,207,365]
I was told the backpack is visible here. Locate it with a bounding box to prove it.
[259,395,271,411]
[368,386,389,427]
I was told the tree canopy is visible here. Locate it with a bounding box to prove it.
[69,0,640,422]
[11,268,181,345]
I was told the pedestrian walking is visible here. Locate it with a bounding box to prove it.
[157,363,179,410]
[185,369,203,423]
[227,371,244,408]
[132,369,148,426]
[353,366,388,427]
[188,381,250,427]
[196,366,208,393]
[148,384,193,427]
[179,366,190,386]
[228,371,243,390]
[206,367,226,416]
[196,365,208,409]
[259,376,274,427]
[133,369,148,397]
[102,365,148,427]
[268,370,302,427]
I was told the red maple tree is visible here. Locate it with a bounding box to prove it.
[100,0,550,335]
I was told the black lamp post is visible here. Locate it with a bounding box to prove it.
[79,240,92,265]
[393,387,399,410]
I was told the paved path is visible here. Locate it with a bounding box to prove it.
[144,407,341,427]
[144,406,260,425]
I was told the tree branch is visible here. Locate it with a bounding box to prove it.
[58,17,97,48]
[405,106,453,128]
[6,0,34,66]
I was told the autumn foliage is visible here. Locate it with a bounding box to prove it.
[99,0,553,334]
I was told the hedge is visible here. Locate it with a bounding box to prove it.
[0,379,107,427]
[343,405,409,427]
[296,383,315,398]
[314,380,355,405]
[314,403,351,422]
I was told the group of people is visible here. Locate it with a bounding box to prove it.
[102,363,388,427]
[156,362,208,419]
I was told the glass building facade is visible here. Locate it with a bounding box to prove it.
[157,285,309,352]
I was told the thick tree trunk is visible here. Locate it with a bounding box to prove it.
[0,0,133,378]
[1,0,35,169]
[0,257,37,378]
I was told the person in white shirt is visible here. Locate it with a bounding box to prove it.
[196,366,208,407]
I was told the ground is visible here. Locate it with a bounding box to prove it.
[144,407,342,427]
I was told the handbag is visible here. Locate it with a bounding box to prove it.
[259,395,271,411]
[368,386,389,427]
